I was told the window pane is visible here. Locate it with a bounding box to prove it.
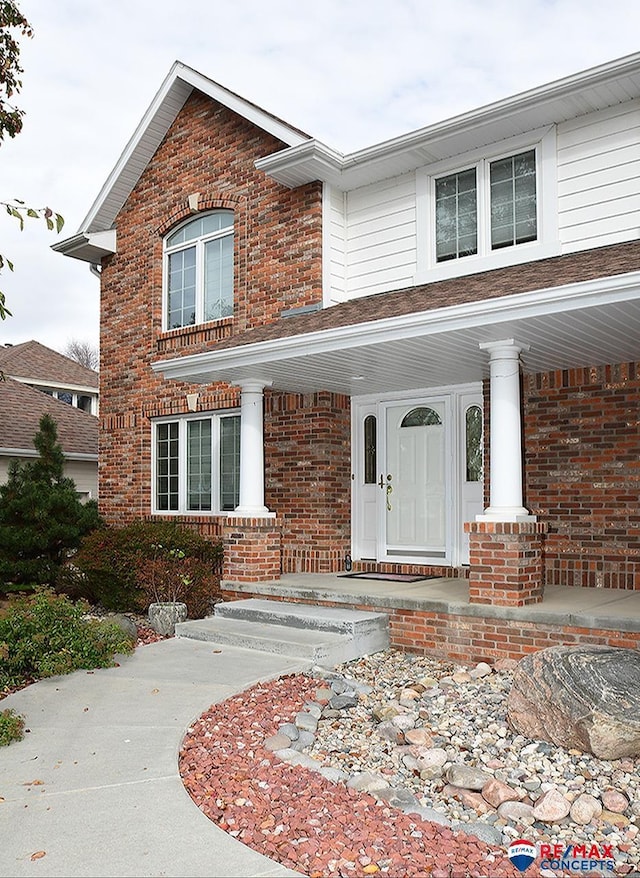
[204,234,234,320]
[220,415,240,511]
[167,212,235,248]
[57,391,73,405]
[187,419,212,511]
[435,168,477,262]
[466,405,483,482]
[363,415,377,484]
[401,407,442,427]
[167,247,197,328]
[77,395,93,413]
[156,422,179,510]
[490,150,536,249]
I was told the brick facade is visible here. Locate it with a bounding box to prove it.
[523,361,640,591]
[264,390,351,573]
[98,91,323,529]
[96,85,640,602]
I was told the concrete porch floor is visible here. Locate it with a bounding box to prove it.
[221,573,640,635]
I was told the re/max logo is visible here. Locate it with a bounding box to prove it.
[539,842,615,873]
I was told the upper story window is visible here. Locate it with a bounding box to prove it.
[416,127,558,284]
[163,211,234,331]
[435,149,536,264]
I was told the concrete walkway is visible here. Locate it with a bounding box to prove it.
[0,638,311,877]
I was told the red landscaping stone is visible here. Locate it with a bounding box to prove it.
[178,673,522,877]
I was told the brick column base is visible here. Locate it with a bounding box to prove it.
[465,521,547,606]
[222,517,282,582]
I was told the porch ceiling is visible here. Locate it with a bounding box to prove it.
[153,274,640,396]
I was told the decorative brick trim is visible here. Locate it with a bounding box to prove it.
[155,194,244,237]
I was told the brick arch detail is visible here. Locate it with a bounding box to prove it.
[155,194,245,237]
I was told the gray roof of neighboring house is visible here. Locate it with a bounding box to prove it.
[0,340,98,389]
[0,377,98,458]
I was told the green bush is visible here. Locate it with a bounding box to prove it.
[0,589,135,692]
[72,521,223,616]
[0,709,25,746]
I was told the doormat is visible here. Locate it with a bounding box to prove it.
[339,572,440,583]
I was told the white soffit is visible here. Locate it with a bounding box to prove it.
[152,273,640,396]
[257,53,640,190]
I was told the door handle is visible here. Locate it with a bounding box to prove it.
[386,483,393,511]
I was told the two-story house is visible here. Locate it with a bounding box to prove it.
[0,341,98,498]
[55,53,640,660]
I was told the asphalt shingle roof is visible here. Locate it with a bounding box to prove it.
[0,340,98,388]
[0,378,98,457]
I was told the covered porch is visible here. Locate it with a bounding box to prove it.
[153,264,640,614]
[220,572,640,663]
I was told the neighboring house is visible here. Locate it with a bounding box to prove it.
[55,54,640,659]
[0,378,98,499]
[0,342,99,499]
[0,340,99,415]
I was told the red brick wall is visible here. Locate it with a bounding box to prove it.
[264,390,351,572]
[524,361,640,590]
[98,91,323,525]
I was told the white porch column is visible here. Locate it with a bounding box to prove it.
[476,339,536,522]
[232,381,273,517]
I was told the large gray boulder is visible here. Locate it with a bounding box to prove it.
[507,645,640,759]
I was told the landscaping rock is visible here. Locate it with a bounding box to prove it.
[445,763,492,790]
[570,793,602,824]
[507,645,640,759]
[532,788,571,822]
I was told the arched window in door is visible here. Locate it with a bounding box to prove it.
[465,404,483,482]
[400,406,442,427]
[363,415,377,484]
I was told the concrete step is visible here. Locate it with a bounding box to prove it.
[215,598,388,640]
[175,616,372,665]
[174,599,389,665]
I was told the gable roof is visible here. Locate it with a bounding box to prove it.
[0,341,98,390]
[58,61,311,252]
[0,378,98,459]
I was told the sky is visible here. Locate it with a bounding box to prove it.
[1,0,639,358]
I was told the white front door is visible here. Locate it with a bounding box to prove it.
[352,385,483,567]
[382,399,448,562]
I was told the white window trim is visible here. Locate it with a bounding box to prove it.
[151,409,240,515]
[162,213,234,332]
[415,126,559,285]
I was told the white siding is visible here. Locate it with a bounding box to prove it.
[344,173,417,299]
[324,185,347,305]
[0,454,97,500]
[557,99,640,251]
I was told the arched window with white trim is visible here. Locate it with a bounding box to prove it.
[163,211,234,330]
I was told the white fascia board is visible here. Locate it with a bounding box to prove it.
[0,448,97,461]
[52,229,116,263]
[153,271,640,381]
[78,62,310,236]
[255,140,346,185]
[11,376,98,394]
